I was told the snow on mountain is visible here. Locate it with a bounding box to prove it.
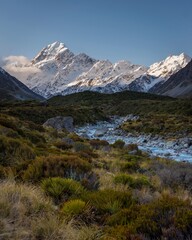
[61,60,147,95]
[129,53,191,92]
[3,42,146,98]
[150,60,192,98]
[1,41,191,98]
[23,42,97,98]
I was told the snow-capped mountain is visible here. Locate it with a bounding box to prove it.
[24,42,97,97]
[129,53,191,93]
[2,41,191,98]
[61,60,147,95]
[151,60,192,98]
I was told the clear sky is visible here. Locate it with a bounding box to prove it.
[0,0,192,66]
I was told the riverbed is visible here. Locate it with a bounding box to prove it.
[75,117,192,163]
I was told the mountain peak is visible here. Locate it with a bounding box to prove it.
[178,52,191,62]
[163,52,191,64]
[47,41,67,51]
[148,53,191,79]
[32,41,69,64]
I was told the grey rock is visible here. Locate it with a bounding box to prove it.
[94,128,108,137]
[43,116,74,132]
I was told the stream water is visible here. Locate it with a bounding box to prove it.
[75,117,192,163]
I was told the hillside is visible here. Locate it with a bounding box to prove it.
[0,67,44,101]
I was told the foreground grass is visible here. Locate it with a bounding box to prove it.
[0,92,192,239]
[0,181,103,240]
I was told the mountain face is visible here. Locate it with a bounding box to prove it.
[61,60,147,95]
[0,67,44,101]
[129,53,191,93]
[23,42,97,98]
[3,42,147,98]
[2,41,191,98]
[149,60,192,98]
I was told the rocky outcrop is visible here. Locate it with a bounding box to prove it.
[43,116,74,132]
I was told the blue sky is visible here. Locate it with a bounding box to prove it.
[0,0,192,66]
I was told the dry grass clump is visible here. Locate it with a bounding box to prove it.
[0,180,103,240]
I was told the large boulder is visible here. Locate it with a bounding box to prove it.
[43,116,74,132]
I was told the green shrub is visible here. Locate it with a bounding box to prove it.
[125,144,139,152]
[67,132,84,142]
[103,225,140,240]
[112,140,125,149]
[132,194,192,239]
[41,177,85,204]
[114,174,133,185]
[114,174,150,189]
[61,199,86,218]
[0,115,19,131]
[53,141,73,150]
[77,150,98,161]
[174,208,192,233]
[0,135,35,167]
[120,161,140,172]
[23,155,99,189]
[90,139,109,149]
[73,142,91,152]
[106,206,139,226]
[82,189,134,218]
[20,129,46,145]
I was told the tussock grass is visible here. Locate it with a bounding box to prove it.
[0,181,104,240]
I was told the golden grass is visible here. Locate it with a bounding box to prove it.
[0,180,104,240]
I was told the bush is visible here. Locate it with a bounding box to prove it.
[103,225,141,240]
[41,177,85,204]
[120,161,140,172]
[23,154,99,190]
[67,132,84,142]
[0,115,19,131]
[0,135,35,167]
[112,140,125,149]
[114,174,150,189]
[149,159,192,191]
[82,189,134,219]
[61,199,86,218]
[106,206,139,226]
[20,129,46,145]
[53,141,73,150]
[132,194,192,239]
[73,142,91,152]
[90,139,109,150]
